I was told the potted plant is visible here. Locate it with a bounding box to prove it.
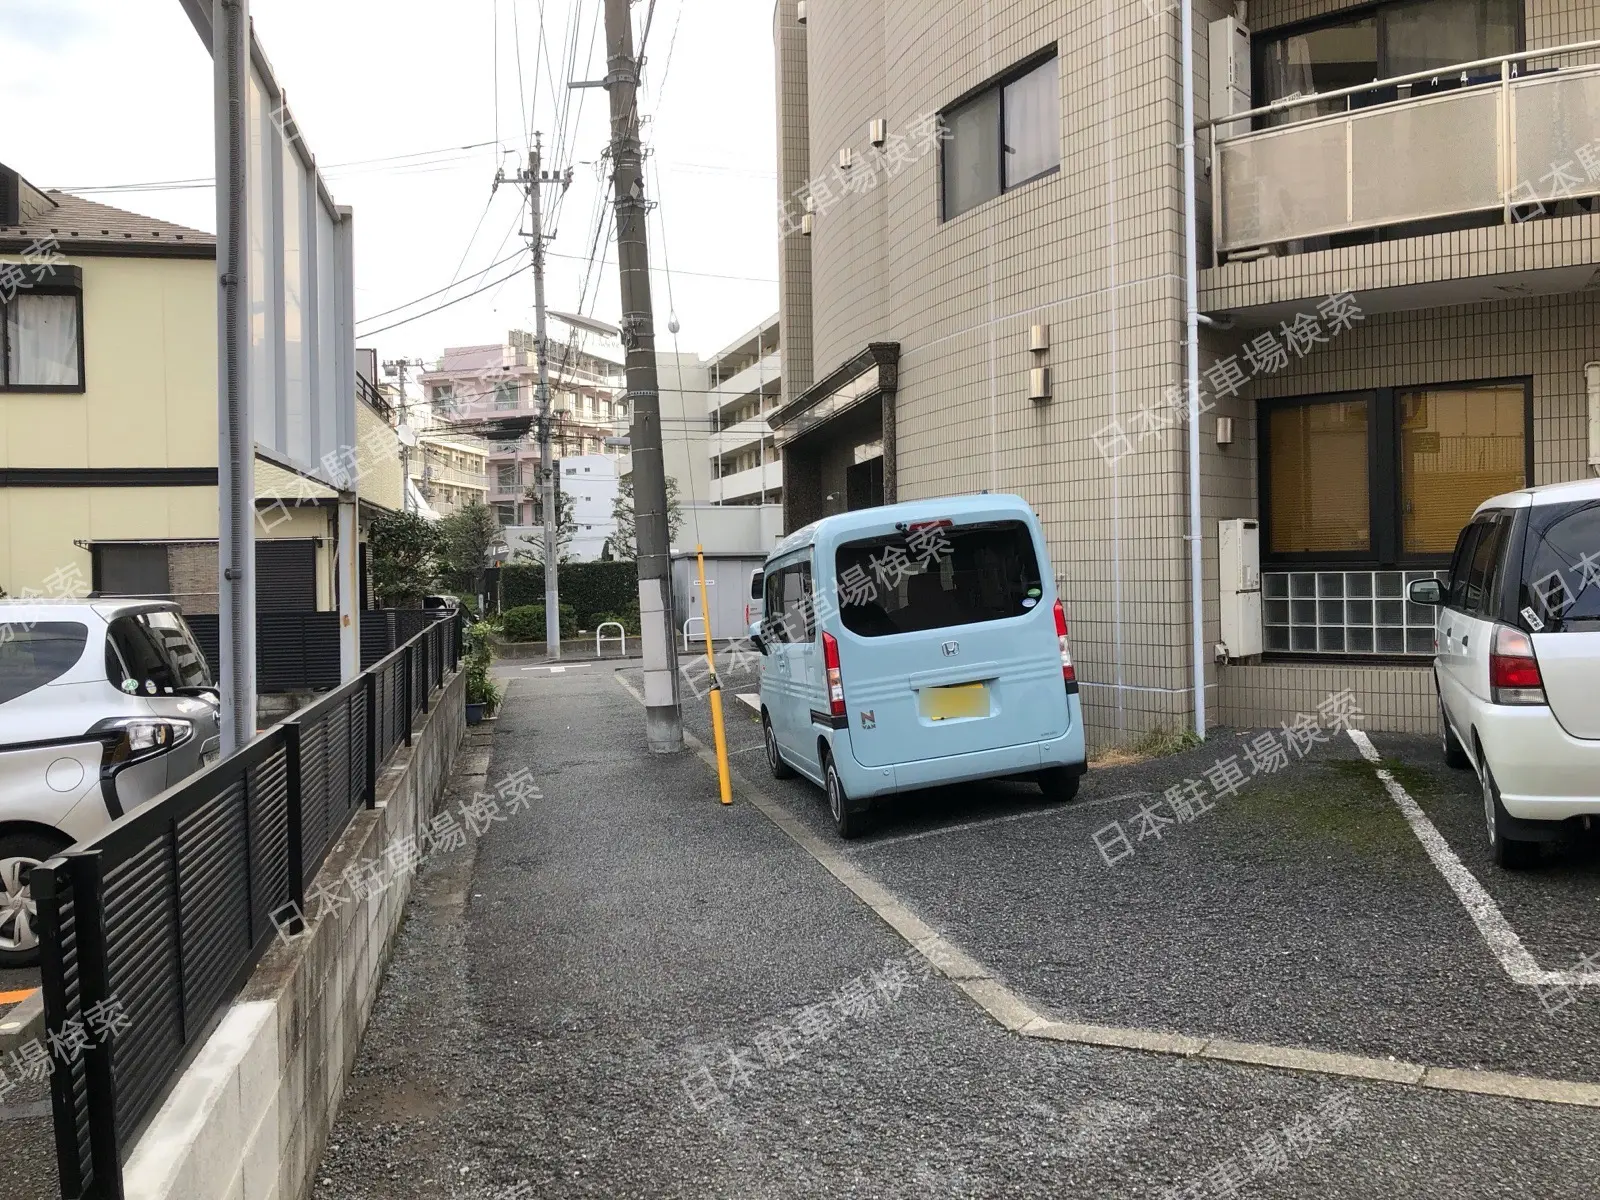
[463,621,500,725]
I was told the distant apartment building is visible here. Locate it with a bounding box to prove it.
[774,0,1600,748]
[418,321,628,527]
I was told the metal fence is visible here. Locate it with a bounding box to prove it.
[33,612,463,1199]
[185,608,448,694]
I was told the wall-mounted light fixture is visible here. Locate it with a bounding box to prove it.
[1028,367,1051,402]
[1216,415,1235,446]
[796,1,807,24]
[869,118,887,147]
[838,146,854,170]
[801,213,814,236]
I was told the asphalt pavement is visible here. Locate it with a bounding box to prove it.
[310,660,1600,1200]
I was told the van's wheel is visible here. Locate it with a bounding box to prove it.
[1036,767,1081,803]
[0,831,68,969]
[1480,756,1541,870]
[823,751,866,840]
[762,712,794,780]
[1439,697,1470,769]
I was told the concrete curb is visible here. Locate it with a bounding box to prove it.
[0,988,43,1055]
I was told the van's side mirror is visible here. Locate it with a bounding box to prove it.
[747,620,767,654]
[1408,578,1444,606]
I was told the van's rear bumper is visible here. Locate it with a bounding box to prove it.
[832,696,1087,802]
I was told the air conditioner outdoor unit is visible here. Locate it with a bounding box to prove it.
[1218,518,1263,660]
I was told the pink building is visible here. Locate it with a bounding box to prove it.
[418,323,628,526]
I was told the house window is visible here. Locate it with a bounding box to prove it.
[1,266,85,391]
[941,51,1060,221]
[1257,0,1520,125]
[1262,379,1529,565]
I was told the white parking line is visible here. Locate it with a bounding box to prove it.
[859,791,1151,850]
[1348,729,1600,988]
[521,663,587,673]
[735,692,760,713]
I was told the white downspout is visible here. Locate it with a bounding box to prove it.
[1181,0,1207,739]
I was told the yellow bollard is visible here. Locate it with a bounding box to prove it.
[696,546,734,805]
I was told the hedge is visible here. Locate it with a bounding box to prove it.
[502,604,577,642]
[500,561,637,625]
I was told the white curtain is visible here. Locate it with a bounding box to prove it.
[7,294,80,386]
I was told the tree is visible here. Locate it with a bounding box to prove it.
[367,509,444,608]
[517,487,576,564]
[610,475,683,560]
[437,502,503,597]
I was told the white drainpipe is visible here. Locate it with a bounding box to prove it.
[1180,0,1207,739]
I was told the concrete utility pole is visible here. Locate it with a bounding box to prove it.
[600,0,681,752]
[517,137,564,657]
[383,357,421,512]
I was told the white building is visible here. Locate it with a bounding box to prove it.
[504,454,620,564]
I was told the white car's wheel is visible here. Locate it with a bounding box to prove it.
[1480,758,1540,870]
[0,833,67,969]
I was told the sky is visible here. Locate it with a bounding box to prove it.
[0,0,780,367]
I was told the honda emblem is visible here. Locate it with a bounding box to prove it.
[941,640,959,657]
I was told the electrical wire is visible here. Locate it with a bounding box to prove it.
[357,264,533,337]
[355,246,526,326]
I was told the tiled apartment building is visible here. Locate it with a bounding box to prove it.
[772,0,1600,747]
[417,322,628,527]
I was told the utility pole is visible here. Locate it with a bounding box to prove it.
[383,357,420,512]
[514,135,566,657]
[599,0,681,751]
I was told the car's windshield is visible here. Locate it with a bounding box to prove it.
[834,519,1043,637]
[0,622,90,706]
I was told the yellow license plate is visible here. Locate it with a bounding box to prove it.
[920,682,990,721]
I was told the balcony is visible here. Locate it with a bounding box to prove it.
[710,460,782,504]
[1202,43,1600,321]
[713,415,771,456]
[711,353,781,405]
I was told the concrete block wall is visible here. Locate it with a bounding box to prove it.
[1217,660,1438,735]
[121,668,466,1200]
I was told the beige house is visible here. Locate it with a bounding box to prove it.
[774,0,1600,748]
[0,165,402,614]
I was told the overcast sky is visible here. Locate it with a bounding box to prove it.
[1,0,779,365]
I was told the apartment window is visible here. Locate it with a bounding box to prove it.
[1,266,84,391]
[494,380,519,409]
[497,463,517,489]
[431,384,454,404]
[1262,380,1529,565]
[494,502,516,527]
[1258,0,1520,125]
[941,51,1059,221]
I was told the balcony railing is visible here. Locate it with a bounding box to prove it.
[1207,41,1600,256]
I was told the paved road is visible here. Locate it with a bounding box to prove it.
[313,664,1600,1199]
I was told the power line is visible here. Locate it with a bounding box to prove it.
[357,263,533,337]
[356,246,526,326]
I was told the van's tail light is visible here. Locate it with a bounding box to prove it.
[822,630,846,718]
[1490,624,1546,706]
[744,603,751,626]
[1053,599,1076,685]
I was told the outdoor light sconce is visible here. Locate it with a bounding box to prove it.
[796,1,807,24]
[869,118,887,147]
[1027,324,1051,402]
[801,213,814,236]
[1216,415,1235,446]
[838,146,854,170]
[1028,366,1051,402]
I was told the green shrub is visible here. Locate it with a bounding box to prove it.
[501,603,577,642]
[499,562,637,625]
[589,608,640,636]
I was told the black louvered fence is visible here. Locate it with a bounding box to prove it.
[185,608,446,694]
[32,612,463,1199]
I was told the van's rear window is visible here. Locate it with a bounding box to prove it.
[834,520,1043,637]
[0,622,89,706]
[1521,500,1600,632]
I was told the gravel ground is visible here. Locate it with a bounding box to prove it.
[311,666,1600,1199]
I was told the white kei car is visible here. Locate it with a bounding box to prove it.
[0,600,222,965]
[1409,479,1600,868]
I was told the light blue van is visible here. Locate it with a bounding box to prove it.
[750,493,1087,837]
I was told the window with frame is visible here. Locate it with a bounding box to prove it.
[1,265,84,391]
[941,51,1060,221]
[1263,380,1528,565]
